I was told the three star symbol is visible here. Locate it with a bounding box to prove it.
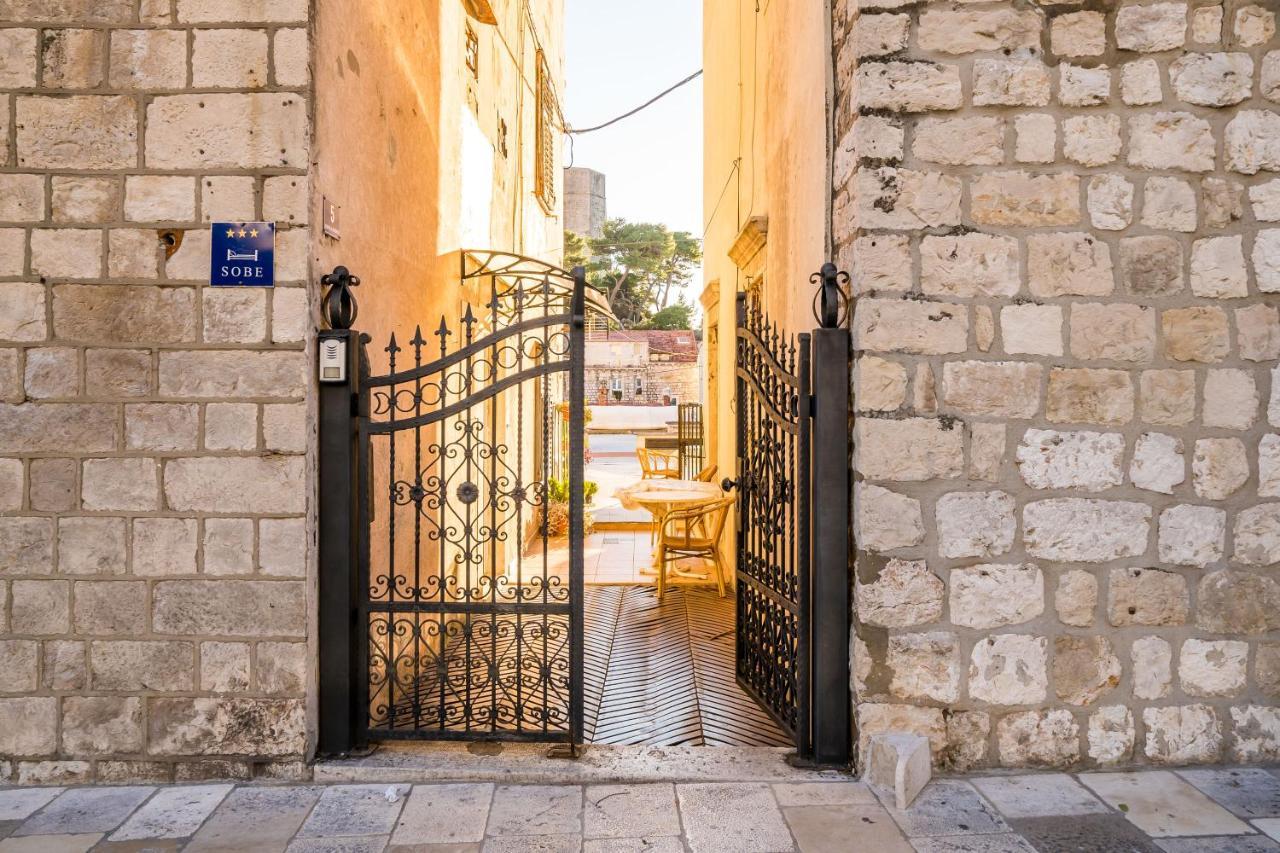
[223,226,261,238]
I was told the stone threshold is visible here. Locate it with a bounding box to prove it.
[314,742,851,784]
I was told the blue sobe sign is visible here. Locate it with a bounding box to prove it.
[210,221,275,287]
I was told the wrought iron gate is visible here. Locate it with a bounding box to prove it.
[726,265,852,765]
[676,402,705,479]
[318,253,605,751]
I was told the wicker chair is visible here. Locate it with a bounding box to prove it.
[637,447,681,480]
[654,496,735,601]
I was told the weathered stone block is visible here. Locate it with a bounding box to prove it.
[1055,570,1097,627]
[1235,4,1276,46]
[1132,636,1172,700]
[176,0,308,23]
[1088,706,1135,766]
[1120,236,1183,297]
[1142,176,1197,232]
[1158,504,1224,567]
[1198,570,1280,633]
[30,228,101,279]
[1232,706,1280,763]
[1234,504,1280,567]
[1225,110,1280,175]
[854,298,967,355]
[159,351,306,398]
[856,703,946,761]
[1121,59,1163,105]
[133,518,198,576]
[203,518,254,575]
[969,634,1047,705]
[1143,705,1222,764]
[1046,368,1134,425]
[91,640,193,691]
[1192,437,1249,500]
[24,347,78,399]
[888,632,959,703]
[1059,64,1111,107]
[73,581,146,635]
[973,59,1051,106]
[61,697,143,755]
[256,641,307,694]
[1052,11,1106,56]
[152,579,305,637]
[192,29,269,89]
[1262,435,1280,497]
[41,27,105,89]
[1108,568,1188,626]
[1256,229,1280,293]
[1203,369,1257,430]
[951,563,1043,629]
[146,94,307,169]
[1162,307,1229,363]
[201,176,256,223]
[0,173,45,222]
[58,517,126,574]
[1014,114,1056,163]
[1001,303,1062,357]
[16,95,137,169]
[1054,636,1120,706]
[936,491,1016,560]
[1180,639,1247,698]
[856,484,923,552]
[1028,233,1113,297]
[855,559,943,629]
[1128,112,1215,173]
[0,639,38,693]
[273,28,310,88]
[1140,369,1196,425]
[43,640,85,691]
[164,457,304,513]
[271,287,309,344]
[0,698,57,756]
[148,697,305,756]
[1089,174,1134,230]
[851,234,910,293]
[918,7,1040,53]
[856,356,907,413]
[259,518,304,576]
[919,233,1018,297]
[10,579,69,634]
[82,457,158,512]
[126,403,199,451]
[942,361,1041,419]
[0,517,54,574]
[997,710,1079,767]
[1130,432,1185,495]
[108,229,160,278]
[913,117,1004,167]
[1190,235,1247,298]
[1116,2,1188,52]
[856,62,962,112]
[856,417,963,482]
[1170,52,1252,106]
[1025,499,1150,562]
[86,349,152,397]
[0,28,37,87]
[973,173,1080,227]
[1070,303,1154,363]
[855,168,962,230]
[1016,429,1125,492]
[1063,115,1121,166]
[53,285,196,345]
[29,458,75,512]
[51,176,119,223]
[200,641,250,692]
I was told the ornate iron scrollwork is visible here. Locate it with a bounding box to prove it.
[321,265,360,330]
[810,262,850,329]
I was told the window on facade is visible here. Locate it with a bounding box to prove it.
[465,24,479,79]
[535,50,557,212]
[634,378,644,397]
[610,376,622,401]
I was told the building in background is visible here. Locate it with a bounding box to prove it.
[586,329,700,406]
[564,166,608,238]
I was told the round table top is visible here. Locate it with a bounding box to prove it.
[616,479,724,512]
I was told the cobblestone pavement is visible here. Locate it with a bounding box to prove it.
[3,768,1280,852]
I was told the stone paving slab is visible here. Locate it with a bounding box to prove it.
[1080,771,1252,838]
[391,784,493,846]
[5,768,1280,851]
[1177,769,1280,819]
[971,773,1110,818]
[12,787,154,837]
[676,782,794,853]
[109,784,232,841]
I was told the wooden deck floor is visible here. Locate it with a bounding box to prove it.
[584,585,792,747]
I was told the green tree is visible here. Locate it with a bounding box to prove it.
[562,229,590,271]
[642,302,696,330]
[572,218,702,327]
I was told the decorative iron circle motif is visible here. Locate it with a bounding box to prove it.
[457,481,480,504]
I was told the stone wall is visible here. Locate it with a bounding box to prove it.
[0,0,312,783]
[836,0,1280,769]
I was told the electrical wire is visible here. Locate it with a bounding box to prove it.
[566,70,703,134]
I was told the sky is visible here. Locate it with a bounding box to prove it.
[563,1,704,238]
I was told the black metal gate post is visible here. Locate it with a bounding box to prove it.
[809,265,851,765]
[568,266,587,747]
[317,267,364,756]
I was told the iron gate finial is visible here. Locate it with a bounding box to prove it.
[321,265,360,330]
[811,263,850,329]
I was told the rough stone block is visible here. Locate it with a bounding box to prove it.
[1088,706,1135,765]
[1143,705,1222,764]
[146,94,307,169]
[126,403,199,451]
[1108,567,1188,626]
[950,563,1043,629]
[855,417,963,482]
[82,457,158,511]
[1225,110,1280,174]
[1059,64,1111,107]
[58,517,126,574]
[942,361,1041,419]
[148,697,305,756]
[913,117,1005,166]
[1140,369,1196,425]
[152,579,305,637]
[1128,112,1215,172]
[159,350,306,398]
[856,61,962,112]
[1025,498,1149,562]
[973,58,1051,106]
[41,27,105,89]
[133,518,198,576]
[1116,2,1189,52]
[855,558,943,629]
[1158,504,1224,568]
[1046,368,1133,425]
[1132,636,1173,700]
[1142,176,1198,232]
[61,696,143,755]
[0,698,57,756]
[1055,570,1097,627]
[16,95,137,169]
[969,634,1047,705]
[53,285,196,345]
[73,580,146,635]
[997,710,1079,767]
[855,168,962,230]
[192,29,269,89]
[919,233,1018,297]
[1017,429,1124,492]
[1180,639,1247,698]
[1054,635,1120,706]
[91,640,194,691]
[1027,233,1113,297]
[10,579,69,634]
[854,298,968,355]
[1192,437,1249,500]
[973,173,1080,227]
[108,29,187,90]
[856,484,923,552]
[864,733,930,810]
[1063,114,1121,166]
[1089,174,1134,230]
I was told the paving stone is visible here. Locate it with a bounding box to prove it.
[1156,838,1280,852]
[94,841,184,852]
[285,838,390,853]
[298,786,405,839]
[676,783,793,853]
[879,780,1007,838]
[784,804,910,853]
[1080,772,1251,838]
[487,786,581,837]
[1178,769,1280,819]
[186,785,321,852]
[972,774,1109,818]
[773,782,877,806]
[1006,815,1161,852]
[392,784,492,846]
[0,835,103,853]
[13,787,154,836]
[0,824,15,840]
[910,834,1036,853]
[1259,819,1280,840]
[482,837,579,853]
[584,784,680,839]
[110,784,232,840]
[583,839,683,853]
[0,788,63,820]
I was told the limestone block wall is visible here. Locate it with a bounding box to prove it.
[836,0,1280,769]
[0,0,312,783]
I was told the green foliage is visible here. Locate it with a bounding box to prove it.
[567,218,702,328]
[548,477,598,505]
[641,302,696,330]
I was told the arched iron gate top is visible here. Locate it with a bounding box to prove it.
[461,249,618,326]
